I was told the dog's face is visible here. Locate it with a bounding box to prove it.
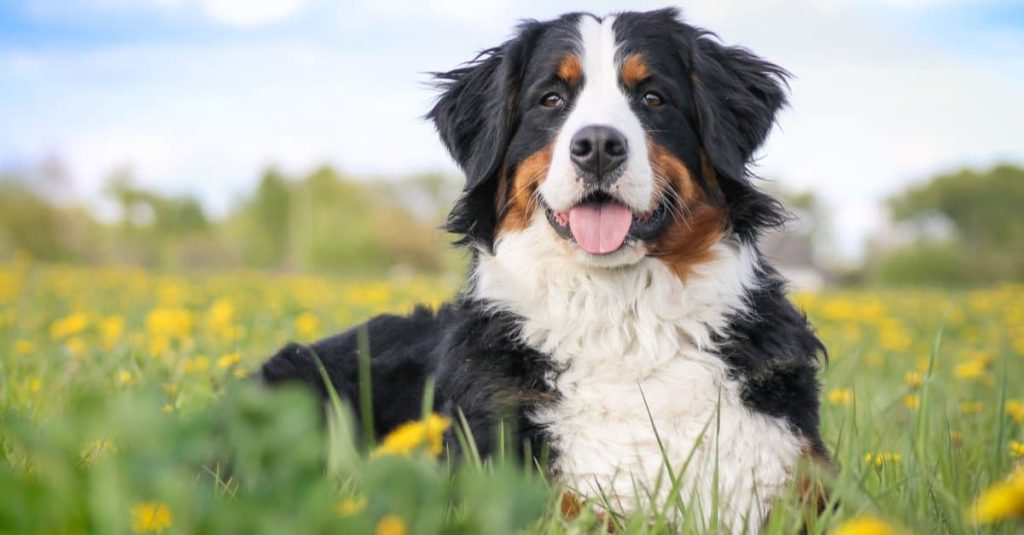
[431,9,788,274]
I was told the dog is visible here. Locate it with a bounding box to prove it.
[261,8,827,532]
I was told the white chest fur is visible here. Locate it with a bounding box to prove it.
[473,222,803,533]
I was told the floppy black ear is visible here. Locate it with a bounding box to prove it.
[690,34,791,239]
[429,26,538,249]
[429,48,509,194]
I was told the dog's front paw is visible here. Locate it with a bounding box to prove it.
[260,342,319,386]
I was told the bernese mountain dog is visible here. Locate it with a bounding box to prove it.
[261,8,827,532]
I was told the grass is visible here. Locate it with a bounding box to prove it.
[1,257,1023,533]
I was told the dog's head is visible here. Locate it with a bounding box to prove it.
[430,9,788,274]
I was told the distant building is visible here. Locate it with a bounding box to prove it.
[760,231,828,291]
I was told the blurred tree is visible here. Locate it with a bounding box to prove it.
[242,167,292,267]
[0,180,67,260]
[870,164,1024,285]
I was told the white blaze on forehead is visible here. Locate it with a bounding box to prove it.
[538,15,654,214]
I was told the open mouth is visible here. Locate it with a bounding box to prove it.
[544,191,670,255]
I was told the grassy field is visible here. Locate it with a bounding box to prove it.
[1,255,1022,534]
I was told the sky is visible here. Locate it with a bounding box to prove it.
[1,0,1023,259]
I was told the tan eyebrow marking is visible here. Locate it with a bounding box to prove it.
[621,53,650,88]
[557,54,583,85]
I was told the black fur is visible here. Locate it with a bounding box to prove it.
[261,9,825,469]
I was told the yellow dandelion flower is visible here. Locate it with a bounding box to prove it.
[50,312,89,340]
[335,496,367,517]
[217,352,241,369]
[375,514,407,535]
[14,339,34,356]
[1010,441,1024,458]
[372,414,452,458]
[903,371,923,388]
[954,359,988,380]
[970,467,1024,524]
[130,501,172,534]
[1006,400,1024,424]
[295,312,321,339]
[903,394,920,410]
[832,516,896,535]
[960,401,984,414]
[145,307,194,339]
[117,370,133,386]
[28,377,41,393]
[828,388,853,406]
[863,452,902,468]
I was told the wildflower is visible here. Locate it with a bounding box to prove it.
[28,377,41,393]
[161,404,174,413]
[207,298,235,327]
[903,371,923,388]
[14,339,34,356]
[375,514,407,535]
[828,388,853,406]
[969,466,1024,524]
[372,414,452,458]
[217,352,241,369]
[50,312,88,339]
[960,401,984,414]
[117,370,133,386]
[145,307,194,339]
[1010,441,1024,458]
[1006,400,1024,424]
[295,312,321,339]
[954,359,988,380]
[863,452,902,468]
[902,394,920,410]
[832,516,896,535]
[335,496,367,517]
[130,501,172,533]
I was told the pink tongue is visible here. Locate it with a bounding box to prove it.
[568,202,633,254]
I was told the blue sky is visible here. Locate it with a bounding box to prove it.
[2,0,1023,259]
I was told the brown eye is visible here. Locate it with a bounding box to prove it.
[642,91,664,108]
[541,92,565,109]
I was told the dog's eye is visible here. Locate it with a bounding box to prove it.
[540,93,565,109]
[642,91,664,108]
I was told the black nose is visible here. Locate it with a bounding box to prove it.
[570,125,628,180]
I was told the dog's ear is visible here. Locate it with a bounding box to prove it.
[429,28,537,249]
[690,34,790,238]
[691,36,788,182]
[429,48,510,194]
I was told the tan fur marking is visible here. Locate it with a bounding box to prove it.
[621,53,649,88]
[497,146,553,234]
[557,54,583,86]
[646,141,727,279]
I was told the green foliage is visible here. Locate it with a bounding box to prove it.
[0,164,461,274]
[873,164,1024,285]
